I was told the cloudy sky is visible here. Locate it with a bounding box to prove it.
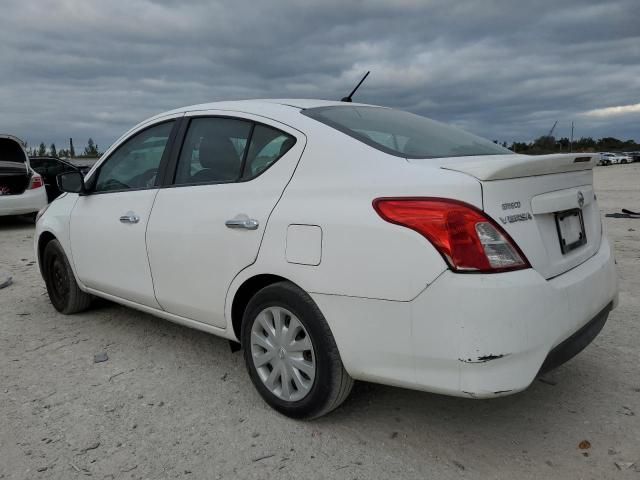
[1,0,638,152]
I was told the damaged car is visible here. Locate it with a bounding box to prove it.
[0,135,47,218]
[34,100,618,418]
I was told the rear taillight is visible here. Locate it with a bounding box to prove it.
[373,197,530,273]
[28,174,44,189]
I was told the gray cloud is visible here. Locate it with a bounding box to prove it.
[0,0,638,151]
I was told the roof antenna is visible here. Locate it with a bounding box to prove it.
[341,71,370,102]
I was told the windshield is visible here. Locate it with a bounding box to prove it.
[303,106,511,159]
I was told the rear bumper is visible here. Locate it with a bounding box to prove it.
[312,234,618,397]
[0,187,47,216]
[538,301,611,375]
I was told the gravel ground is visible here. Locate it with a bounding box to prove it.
[1,164,639,480]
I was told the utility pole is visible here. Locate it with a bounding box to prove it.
[570,121,574,153]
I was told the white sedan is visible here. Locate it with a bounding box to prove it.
[615,153,631,164]
[35,100,618,418]
[0,134,47,217]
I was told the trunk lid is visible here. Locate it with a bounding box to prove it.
[0,135,30,195]
[412,153,601,279]
[438,152,595,181]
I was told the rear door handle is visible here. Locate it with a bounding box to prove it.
[119,212,140,224]
[225,215,259,230]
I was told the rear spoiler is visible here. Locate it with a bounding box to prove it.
[440,154,596,181]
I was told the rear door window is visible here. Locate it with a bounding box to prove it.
[174,118,252,185]
[174,118,295,185]
[242,125,295,180]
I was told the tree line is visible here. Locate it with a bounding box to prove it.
[498,136,640,155]
[26,138,101,158]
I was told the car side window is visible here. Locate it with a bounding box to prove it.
[94,121,174,193]
[30,158,72,177]
[30,158,44,170]
[174,118,252,185]
[48,159,76,177]
[242,125,296,180]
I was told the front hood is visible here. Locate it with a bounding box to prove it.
[409,153,596,181]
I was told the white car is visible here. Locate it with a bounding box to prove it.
[35,100,618,418]
[615,153,631,164]
[0,134,47,217]
[598,152,615,166]
[601,152,631,165]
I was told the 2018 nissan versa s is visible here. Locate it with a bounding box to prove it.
[35,100,618,418]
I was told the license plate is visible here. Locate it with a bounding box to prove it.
[555,209,587,254]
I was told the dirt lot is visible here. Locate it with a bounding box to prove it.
[1,164,639,480]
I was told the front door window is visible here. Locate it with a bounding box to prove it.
[94,122,174,192]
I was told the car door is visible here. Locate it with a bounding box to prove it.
[146,112,306,328]
[70,119,178,307]
[28,158,51,198]
[31,158,78,201]
[47,160,80,200]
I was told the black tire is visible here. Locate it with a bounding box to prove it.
[241,281,353,419]
[42,239,92,314]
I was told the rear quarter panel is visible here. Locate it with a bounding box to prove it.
[230,119,483,303]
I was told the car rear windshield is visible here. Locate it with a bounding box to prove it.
[302,106,511,159]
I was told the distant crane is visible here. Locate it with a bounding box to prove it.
[534,120,559,151]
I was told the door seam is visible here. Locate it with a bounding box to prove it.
[222,136,309,323]
[145,188,165,311]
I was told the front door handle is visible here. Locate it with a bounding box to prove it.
[119,212,140,224]
[225,215,259,230]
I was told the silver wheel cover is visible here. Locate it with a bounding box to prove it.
[250,306,316,402]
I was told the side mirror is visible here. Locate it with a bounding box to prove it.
[57,171,85,194]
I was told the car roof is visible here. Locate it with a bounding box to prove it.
[185,98,373,111]
[146,98,379,124]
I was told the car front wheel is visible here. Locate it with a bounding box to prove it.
[241,281,353,419]
[42,239,92,314]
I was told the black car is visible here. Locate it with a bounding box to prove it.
[29,156,88,202]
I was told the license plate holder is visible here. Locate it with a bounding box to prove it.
[555,209,587,254]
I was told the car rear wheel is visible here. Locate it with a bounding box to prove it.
[42,239,92,314]
[241,281,353,419]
